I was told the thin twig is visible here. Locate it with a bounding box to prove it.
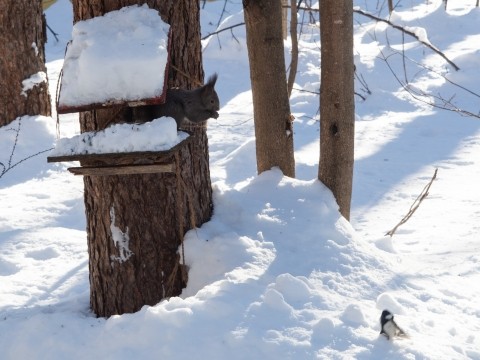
[201,22,245,41]
[378,48,480,119]
[216,0,229,29]
[1,118,54,180]
[292,86,366,100]
[7,119,21,170]
[46,23,59,42]
[293,87,319,95]
[169,64,203,87]
[354,71,372,95]
[385,168,438,237]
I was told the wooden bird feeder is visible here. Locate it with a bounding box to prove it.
[47,134,193,176]
[49,5,190,175]
[56,4,172,114]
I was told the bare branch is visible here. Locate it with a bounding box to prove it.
[284,5,460,71]
[216,0,229,29]
[201,22,245,41]
[378,48,480,119]
[353,8,460,71]
[386,168,438,237]
[0,118,54,180]
[292,86,367,101]
[46,23,59,42]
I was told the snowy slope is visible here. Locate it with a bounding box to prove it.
[0,1,479,359]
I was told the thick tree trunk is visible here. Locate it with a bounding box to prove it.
[72,0,212,317]
[243,0,295,178]
[318,0,355,220]
[0,0,51,126]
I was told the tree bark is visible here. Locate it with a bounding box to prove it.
[0,0,51,126]
[243,0,295,178]
[318,0,355,220]
[72,0,212,317]
[282,0,288,39]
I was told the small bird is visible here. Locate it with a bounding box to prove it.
[380,310,408,340]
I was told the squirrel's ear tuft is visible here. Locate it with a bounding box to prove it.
[206,73,218,87]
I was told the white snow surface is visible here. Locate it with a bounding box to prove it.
[1,1,480,359]
[58,4,170,107]
[109,206,133,264]
[21,71,47,97]
[50,117,189,155]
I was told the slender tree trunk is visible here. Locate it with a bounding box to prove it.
[282,0,288,39]
[72,0,212,317]
[287,0,298,98]
[0,0,51,126]
[319,0,355,220]
[388,0,394,14]
[243,0,295,178]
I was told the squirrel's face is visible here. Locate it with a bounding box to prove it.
[202,74,220,118]
[203,91,219,119]
[206,91,220,111]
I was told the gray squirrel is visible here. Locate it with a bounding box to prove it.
[132,73,220,128]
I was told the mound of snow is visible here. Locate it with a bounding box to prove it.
[50,117,189,156]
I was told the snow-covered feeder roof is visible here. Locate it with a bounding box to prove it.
[57,4,171,114]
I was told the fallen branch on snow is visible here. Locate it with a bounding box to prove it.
[385,168,438,237]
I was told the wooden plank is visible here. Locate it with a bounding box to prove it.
[48,151,170,164]
[47,133,193,164]
[57,95,167,115]
[68,163,175,176]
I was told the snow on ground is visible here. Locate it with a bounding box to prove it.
[1,0,479,359]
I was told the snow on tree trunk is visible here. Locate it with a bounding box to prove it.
[0,0,51,126]
[72,0,212,317]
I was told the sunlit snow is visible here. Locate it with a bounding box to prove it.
[1,1,480,359]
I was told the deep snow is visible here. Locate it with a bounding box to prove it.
[0,1,479,359]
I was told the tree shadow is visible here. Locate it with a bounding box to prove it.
[352,109,480,210]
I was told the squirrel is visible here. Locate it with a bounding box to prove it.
[131,73,220,128]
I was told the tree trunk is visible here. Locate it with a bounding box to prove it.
[388,0,394,14]
[0,0,51,126]
[243,0,295,178]
[287,0,298,98]
[318,0,355,220]
[72,0,212,317]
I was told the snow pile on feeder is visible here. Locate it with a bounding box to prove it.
[57,4,170,112]
[51,117,188,156]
